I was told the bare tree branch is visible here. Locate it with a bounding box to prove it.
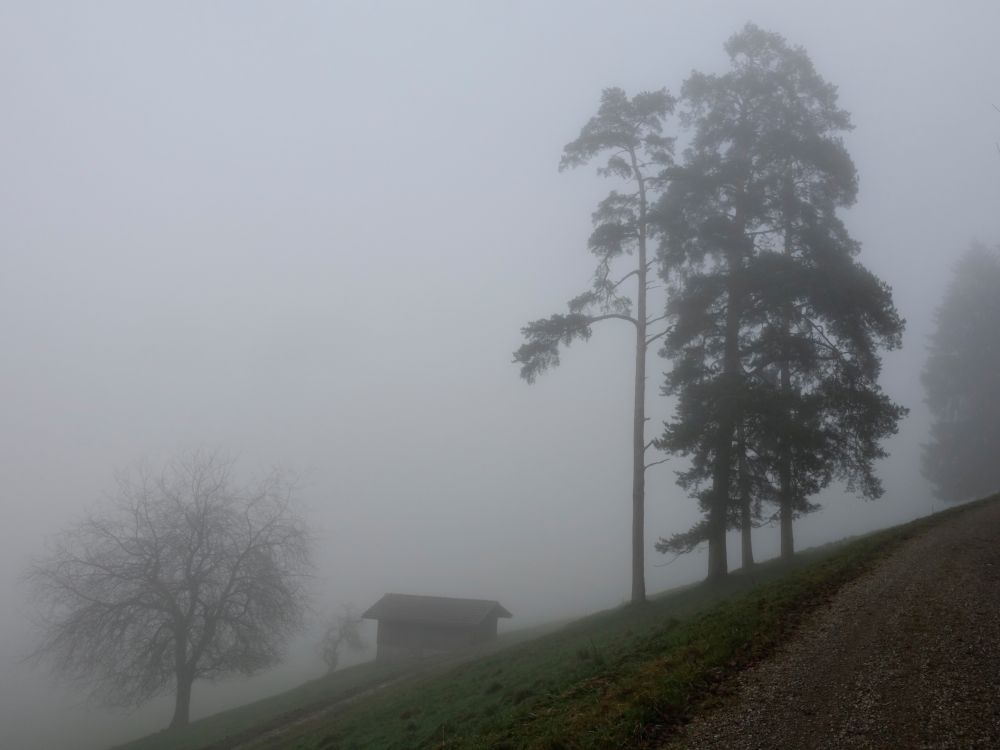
[610,269,640,290]
[319,604,365,673]
[645,327,670,347]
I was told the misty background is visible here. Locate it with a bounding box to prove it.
[1,2,998,748]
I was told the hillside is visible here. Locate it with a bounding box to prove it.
[116,496,997,750]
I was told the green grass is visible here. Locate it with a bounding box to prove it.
[113,623,566,750]
[110,659,412,750]
[118,496,996,750]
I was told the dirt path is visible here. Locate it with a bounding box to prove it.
[204,676,406,750]
[672,500,1000,749]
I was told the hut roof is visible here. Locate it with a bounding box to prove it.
[362,593,512,627]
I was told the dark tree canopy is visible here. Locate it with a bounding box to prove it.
[656,24,905,575]
[922,244,1000,502]
[26,452,312,729]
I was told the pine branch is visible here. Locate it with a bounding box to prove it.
[611,269,640,290]
[514,311,637,383]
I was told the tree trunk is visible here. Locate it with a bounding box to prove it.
[707,318,737,580]
[630,151,648,605]
[170,631,193,729]
[780,490,794,560]
[707,456,729,582]
[169,671,193,729]
[778,359,794,561]
[741,501,754,568]
[707,250,744,582]
[738,423,754,569]
[631,323,646,604]
[778,198,795,561]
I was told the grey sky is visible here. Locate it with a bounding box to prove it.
[2,2,998,747]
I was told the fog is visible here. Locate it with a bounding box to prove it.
[1,2,998,747]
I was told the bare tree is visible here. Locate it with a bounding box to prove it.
[25,451,313,729]
[319,604,365,673]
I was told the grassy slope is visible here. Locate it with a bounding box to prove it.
[113,624,566,750]
[118,496,995,750]
[110,659,410,750]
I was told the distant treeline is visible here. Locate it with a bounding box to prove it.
[922,243,1000,503]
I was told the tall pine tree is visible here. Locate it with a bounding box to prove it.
[514,88,674,604]
[656,25,905,578]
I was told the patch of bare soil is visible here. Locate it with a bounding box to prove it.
[671,501,1000,749]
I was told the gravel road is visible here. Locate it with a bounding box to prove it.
[671,500,1000,749]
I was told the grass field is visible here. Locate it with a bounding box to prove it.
[117,496,994,750]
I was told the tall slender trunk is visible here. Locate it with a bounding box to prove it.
[738,422,754,569]
[778,344,793,559]
[708,263,741,582]
[740,494,754,569]
[630,150,648,605]
[632,311,646,603]
[778,190,795,561]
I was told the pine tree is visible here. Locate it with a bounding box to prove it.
[656,24,905,577]
[514,88,674,604]
[922,244,1000,502]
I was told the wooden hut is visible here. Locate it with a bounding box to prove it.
[362,593,512,661]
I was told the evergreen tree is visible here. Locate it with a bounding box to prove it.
[514,88,674,604]
[922,244,1000,502]
[656,25,905,577]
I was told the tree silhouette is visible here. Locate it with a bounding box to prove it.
[26,452,312,729]
[922,244,1000,502]
[515,88,674,604]
[657,25,905,577]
